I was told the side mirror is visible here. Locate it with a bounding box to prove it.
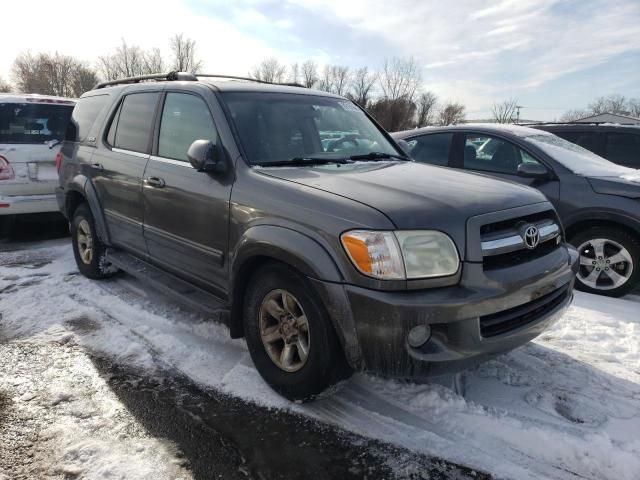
[187,139,227,174]
[517,162,549,180]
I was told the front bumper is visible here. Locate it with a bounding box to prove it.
[0,193,59,215]
[316,245,578,378]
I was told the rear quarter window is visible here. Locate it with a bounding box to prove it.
[66,94,111,142]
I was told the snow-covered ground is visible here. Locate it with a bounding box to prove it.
[1,239,639,479]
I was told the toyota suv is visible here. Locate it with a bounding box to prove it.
[57,72,578,401]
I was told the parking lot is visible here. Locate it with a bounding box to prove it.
[1,223,639,480]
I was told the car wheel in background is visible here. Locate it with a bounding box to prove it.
[70,204,119,279]
[0,215,16,240]
[571,226,640,297]
[243,262,352,401]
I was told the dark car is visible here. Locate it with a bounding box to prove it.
[57,73,577,401]
[393,124,640,297]
[532,123,640,169]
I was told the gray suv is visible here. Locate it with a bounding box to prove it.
[57,73,578,400]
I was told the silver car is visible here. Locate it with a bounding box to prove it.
[0,94,75,237]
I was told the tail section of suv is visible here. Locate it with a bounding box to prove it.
[0,94,75,237]
[57,73,578,400]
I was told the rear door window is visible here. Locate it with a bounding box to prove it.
[0,102,73,144]
[605,133,640,167]
[463,134,541,175]
[158,93,218,161]
[111,92,159,153]
[66,94,110,142]
[406,133,452,166]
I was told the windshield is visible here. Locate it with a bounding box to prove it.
[0,103,73,145]
[220,92,400,165]
[525,133,636,176]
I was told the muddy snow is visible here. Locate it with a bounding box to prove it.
[1,239,639,479]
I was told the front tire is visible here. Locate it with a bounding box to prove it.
[571,226,640,297]
[243,262,352,401]
[71,204,118,279]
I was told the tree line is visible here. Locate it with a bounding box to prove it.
[560,94,640,121]
[0,34,202,98]
[248,56,465,131]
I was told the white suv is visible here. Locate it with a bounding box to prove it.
[0,94,75,237]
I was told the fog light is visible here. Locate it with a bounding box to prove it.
[408,324,431,348]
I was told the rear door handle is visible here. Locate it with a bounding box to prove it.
[90,163,104,171]
[145,176,166,188]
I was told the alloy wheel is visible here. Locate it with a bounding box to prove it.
[77,219,94,265]
[259,289,310,372]
[577,238,633,290]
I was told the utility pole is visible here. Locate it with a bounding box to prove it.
[515,105,523,124]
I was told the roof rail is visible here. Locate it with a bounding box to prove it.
[94,71,198,89]
[196,74,306,88]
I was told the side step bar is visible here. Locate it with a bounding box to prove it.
[106,249,230,323]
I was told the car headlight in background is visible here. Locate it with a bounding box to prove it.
[341,230,460,280]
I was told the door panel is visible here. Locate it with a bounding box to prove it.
[90,91,159,255]
[142,92,231,295]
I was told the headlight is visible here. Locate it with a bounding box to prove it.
[341,230,459,280]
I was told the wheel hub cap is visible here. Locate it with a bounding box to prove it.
[77,219,94,265]
[259,289,310,372]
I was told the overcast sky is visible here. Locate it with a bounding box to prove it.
[3,0,639,120]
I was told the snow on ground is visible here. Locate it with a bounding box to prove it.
[1,239,639,480]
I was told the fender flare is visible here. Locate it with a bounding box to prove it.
[65,175,111,244]
[228,225,363,368]
[563,209,640,238]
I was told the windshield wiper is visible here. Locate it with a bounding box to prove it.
[255,157,351,167]
[348,152,410,161]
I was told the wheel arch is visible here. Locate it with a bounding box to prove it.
[227,226,362,368]
[64,175,111,244]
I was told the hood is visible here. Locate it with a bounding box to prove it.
[588,172,640,199]
[258,161,548,229]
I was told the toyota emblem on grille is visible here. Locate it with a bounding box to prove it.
[522,225,540,249]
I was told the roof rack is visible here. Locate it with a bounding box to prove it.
[520,121,640,126]
[93,71,307,90]
[94,71,198,89]
[196,74,305,88]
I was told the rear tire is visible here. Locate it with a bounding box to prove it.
[243,262,352,401]
[71,204,118,279]
[0,215,16,241]
[570,226,640,297]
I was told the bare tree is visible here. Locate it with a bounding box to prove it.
[438,101,465,125]
[72,65,100,96]
[169,34,203,73]
[98,40,162,81]
[628,98,640,118]
[0,76,11,93]
[317,65,334,92]
[288,62,300,84]
[301,60,318,88]
[378,57,421,102]
[369,98,416,131]
[416,91,438,127]
[491,98,518,124]
[559,109,590,122]
[12,51,98,97]
[347,67,376,108]
[588,94,628,115]
[249,57,287,83]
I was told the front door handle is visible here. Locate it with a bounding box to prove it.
[90,163,104,171]
[145,176,166,188]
